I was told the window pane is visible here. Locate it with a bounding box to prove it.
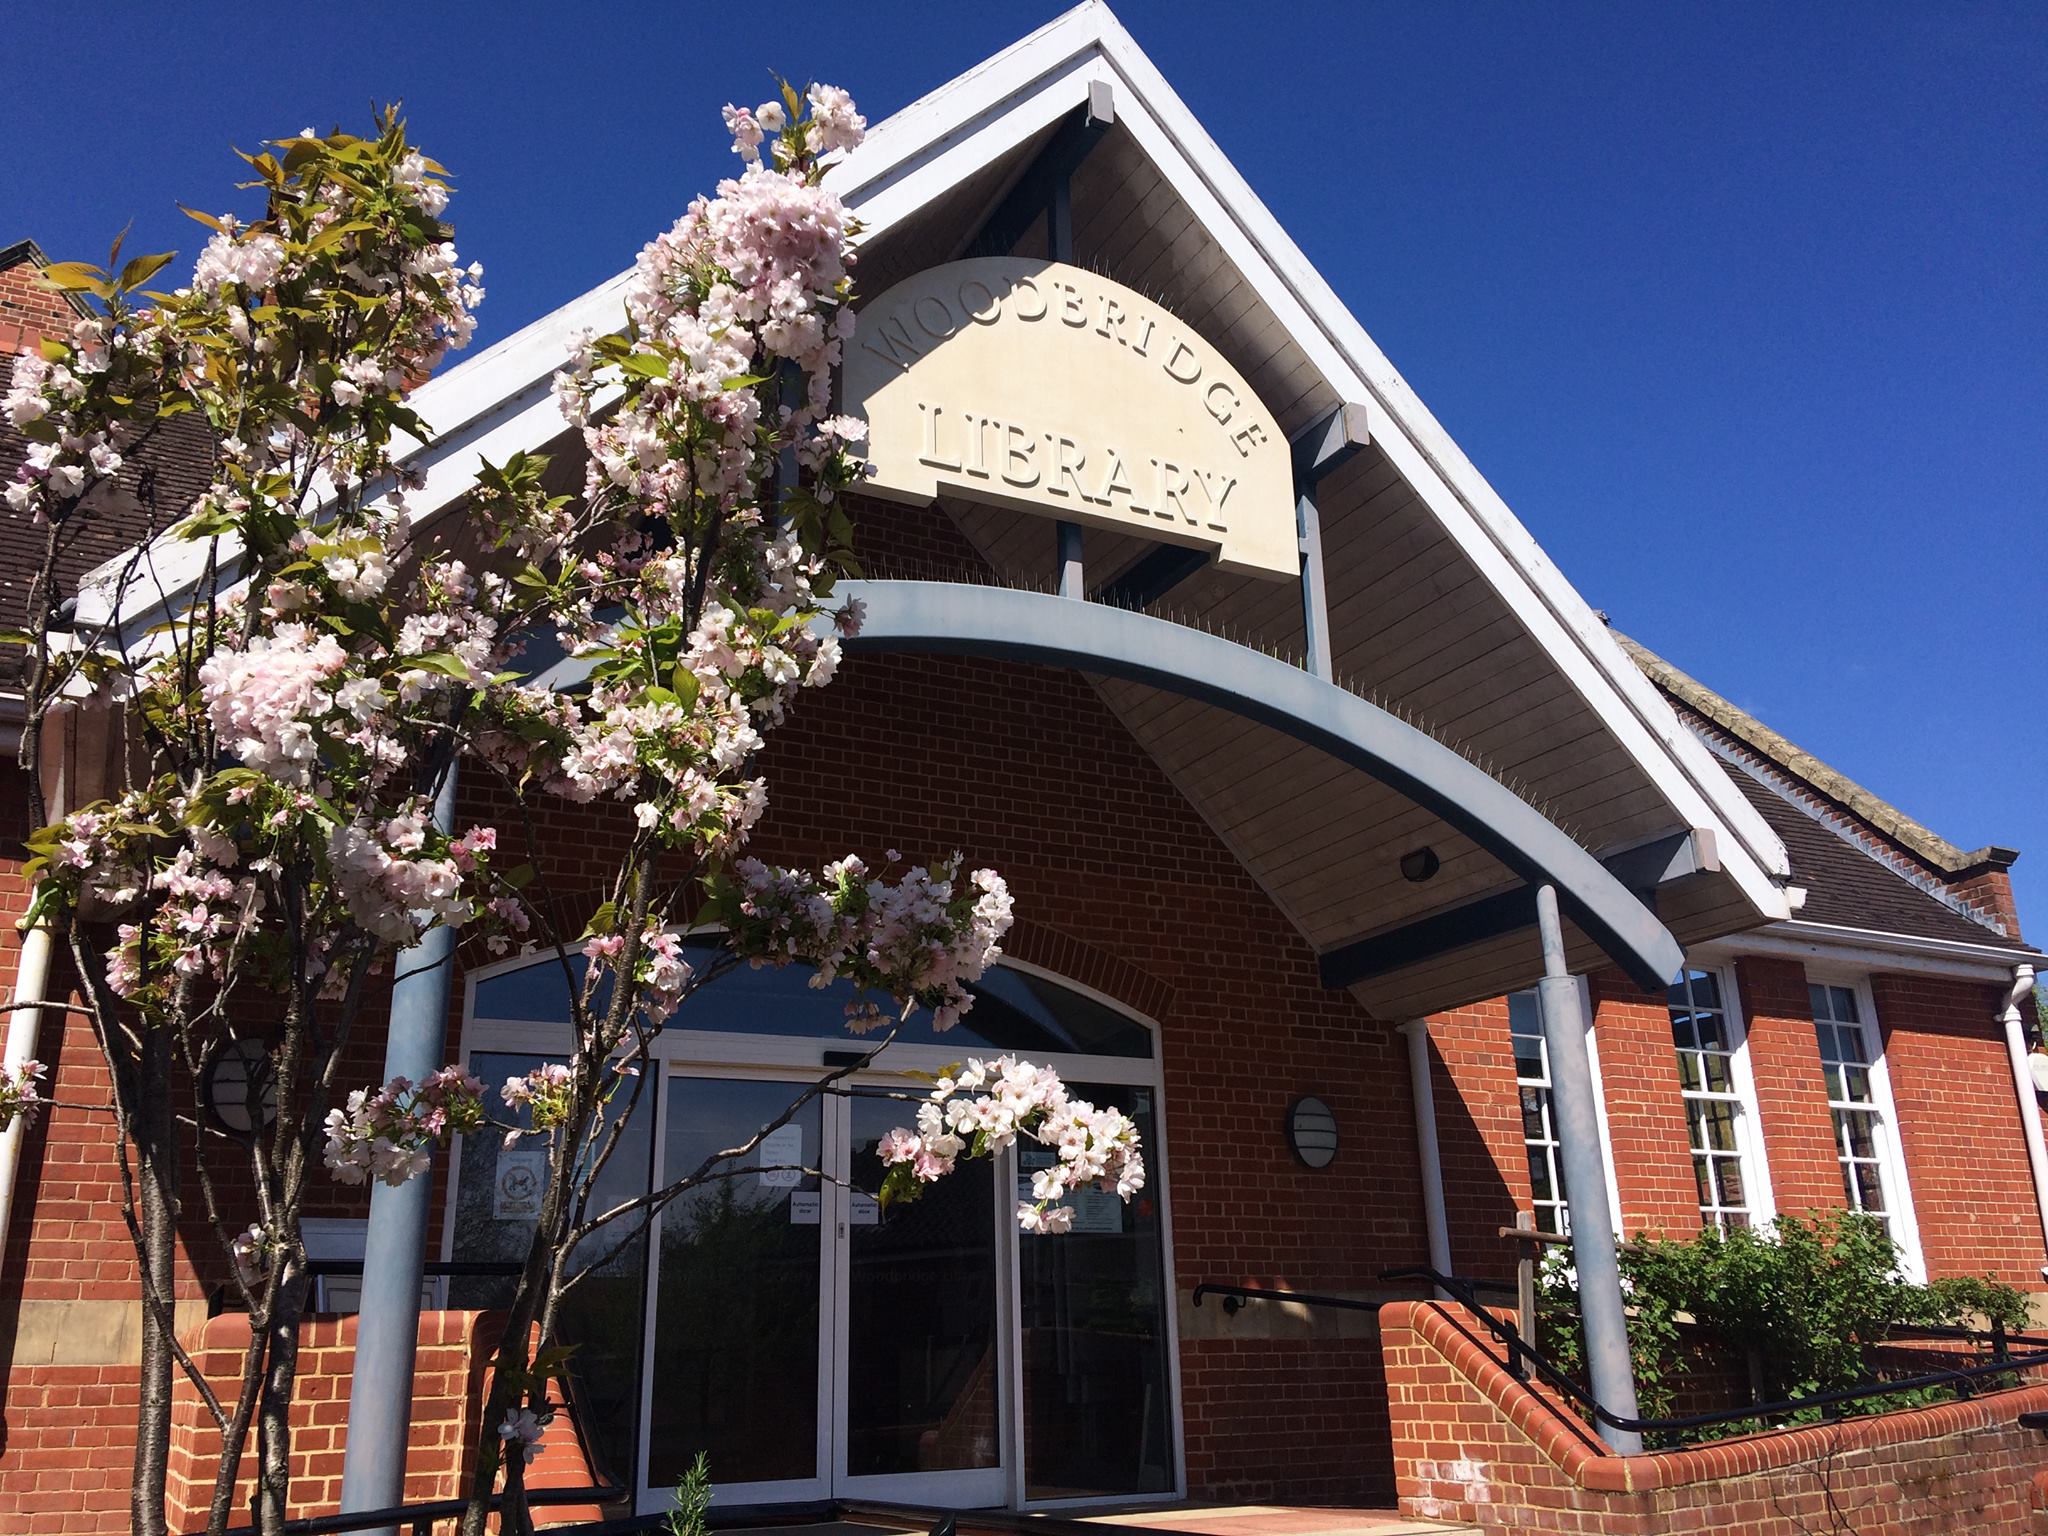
[1808,984,1829,1020]
[1842,1065,1872,1104]
[1693,1155,1714,1208]
[449,1050,653,1493]
[1699,1053,1734,1094]
[1716,1155,1747,1209]
[1676,1053,1703,1093]
[1843,1111,1878,1160]
[481,946,1155,1057]
[1854,1162,1887,1214]
[1831,987,1859,1023]
[1701,1101,1739,1152]
[1689,971,1722,1011]
[1527,1150,1555,1204]
[647,1078,824,1487]
[1021,1083,1174,1499]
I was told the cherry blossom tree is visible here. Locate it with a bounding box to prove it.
[3,83,1143,1536]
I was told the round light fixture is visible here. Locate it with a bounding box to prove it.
[1286,1095,1339,1169]
[203,1038,278,1135]
[1400,846,1441,884]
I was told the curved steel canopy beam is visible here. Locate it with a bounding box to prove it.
[533,579,1684,991]
[835,581,1683,993]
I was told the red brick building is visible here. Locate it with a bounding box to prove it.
[0,9,2042,1534]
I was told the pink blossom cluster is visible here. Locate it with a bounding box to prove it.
[324,811,499,945]
[728,853,1014,1032]
[497,1406,547,1465]
[198,624,351,785]
[877,1056,1146,1234]
[231,1222,274,1284]
[500,1062,575,1146]
[4,316,162,521]
[323,1066,485,1186]
[0,1060,47,1133]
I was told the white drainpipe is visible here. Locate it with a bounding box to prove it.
[0,921,56,1252]
[1997,965,2048,1280]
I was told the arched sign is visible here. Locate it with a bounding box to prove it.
[844,257,1297,580]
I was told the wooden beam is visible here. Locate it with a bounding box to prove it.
[1317,831,1706,989]
[961,80,1114,261]
[1292,401,1371,482]
[1090,543,1212,609]
[1289,403,1368,681]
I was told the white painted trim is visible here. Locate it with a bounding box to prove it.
[1397,1020,1452,1283]
[1714,962,1779,1228]
[449,943,1182,1509]
[1693,922,2036,985]
[1808,969,1927,1282]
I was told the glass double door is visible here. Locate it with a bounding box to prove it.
[642,1074,1005,1509]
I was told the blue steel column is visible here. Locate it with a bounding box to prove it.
[1533,883,1644,1454]
[339,762,462,1526]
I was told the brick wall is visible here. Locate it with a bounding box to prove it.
[1733,955,1844,1217]
[164,1311,604,1534]
[1875,971,2046,1286]
[0,249,83,357]
[1587,975,1702,1239]
[1418,999,1529,1286]
[1383,1297,2048,1534]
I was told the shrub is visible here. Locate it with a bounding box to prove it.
[1537,1210,2030,1443]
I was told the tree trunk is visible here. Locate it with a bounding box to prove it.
[131,1015,178,1536]
[254,1262,310,1536]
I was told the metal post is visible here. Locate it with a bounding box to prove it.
[339,762,462,1530]
[1533,884,1643,1453]
[1296,485,1332,680]
[1397,1020,1451,1295]
[1056,520,1084,599]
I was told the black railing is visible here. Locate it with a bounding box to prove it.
[202,1484,619,1536]
[302,1260,527,1279]
[1192,1282,1378,1316]
[1378,1264,2048,1442]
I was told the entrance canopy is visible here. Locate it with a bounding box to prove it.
[83,2,1796,1016]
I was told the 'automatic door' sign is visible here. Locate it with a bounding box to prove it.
[844,258,1297,581]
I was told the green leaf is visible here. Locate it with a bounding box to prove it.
[40,262,110,297]
[117,251,176,291]
[668,666,701,712]
[620,352,670,380]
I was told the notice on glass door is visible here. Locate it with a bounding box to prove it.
[494,1146,549,1220]
[758,1124,803,1187]
[1015,1172,1124,1234]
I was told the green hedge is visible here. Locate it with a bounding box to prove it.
[1536,1210,2031,1444]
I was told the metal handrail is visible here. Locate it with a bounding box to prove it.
[1192,1282,1379,1315]
[201,1484,620,1536]
[1379,1265,2048,1441]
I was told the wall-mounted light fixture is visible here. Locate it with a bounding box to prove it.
[202,1038,277,1136]
[1400,846,1441,883]
[1286,1095,1339,1169]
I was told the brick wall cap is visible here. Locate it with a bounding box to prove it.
[1386,1297,2048,1496]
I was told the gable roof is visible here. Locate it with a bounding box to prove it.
[1615,632,2018,879]
[76,3,1815,1014]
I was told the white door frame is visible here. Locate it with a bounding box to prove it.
[449,949,1186,1514]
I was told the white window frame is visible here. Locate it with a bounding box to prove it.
[1667,965,1776,1232]
[1507,979,1623,1236]
[444,944,1189,1515]
[1807,971,1925,1280]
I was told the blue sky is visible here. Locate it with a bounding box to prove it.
[5,2,2043,928]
